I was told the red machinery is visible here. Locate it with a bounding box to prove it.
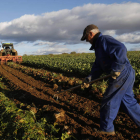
[0,55,22,65]
[0,43,22,64]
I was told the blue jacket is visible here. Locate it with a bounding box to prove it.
[87,33,140,133]
[88,32,132,81]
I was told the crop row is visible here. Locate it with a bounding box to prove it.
[0,75,71,140]
[8,62,140,95]
[22,52,140,86]
[22,53,94,77]
[7,63,108,95]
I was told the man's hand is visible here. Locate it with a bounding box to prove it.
[81,78,90,88]
[111,71,121,79]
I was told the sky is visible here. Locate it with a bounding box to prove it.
[0,0,140,56]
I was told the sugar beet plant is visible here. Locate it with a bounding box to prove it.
[22,53,94,77]
[0,91,72,140]
[22,51,140,89]
[0,74,72,140]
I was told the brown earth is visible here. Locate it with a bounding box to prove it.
[0,64,140,140]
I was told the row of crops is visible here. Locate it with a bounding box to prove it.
[7,63,108,94]
[22,51,140,88]
[0,62,108,140]
[0,75,71,140]
[22,53,93,76]
[0,51,140,139]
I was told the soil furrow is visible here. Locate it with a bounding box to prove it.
[0,65,100,139]
[3,65,100,117]
[1,64,140,139]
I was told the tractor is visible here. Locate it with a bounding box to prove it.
[0,43,22,64]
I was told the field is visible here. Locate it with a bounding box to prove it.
[0,52,140,140]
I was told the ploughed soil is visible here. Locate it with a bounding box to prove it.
[0,64,140,140]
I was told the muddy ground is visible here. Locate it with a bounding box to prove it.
[0,64,140,140]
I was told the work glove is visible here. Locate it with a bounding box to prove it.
[81,76,91,88]
[111,71,121,79]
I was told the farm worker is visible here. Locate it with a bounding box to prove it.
[81,24,140,136]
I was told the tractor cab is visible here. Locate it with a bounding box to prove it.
[0,43,17,56]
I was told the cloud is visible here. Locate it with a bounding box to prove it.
[14,42,27,46]
[32,43,71,55]
[0,2,140,45]
[115,32,140,43]
[33,47,71,55]
[129,44,140,51]
[73,48,91,53]
[33,41,56,47]
[103,30,116,36]
[129,47,140,51]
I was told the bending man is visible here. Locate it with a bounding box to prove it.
[81,24,140,136]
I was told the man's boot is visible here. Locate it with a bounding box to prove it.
[97,130,115,135]
[83,130,115,140]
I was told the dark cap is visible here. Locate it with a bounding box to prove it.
[81,24,98,41]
